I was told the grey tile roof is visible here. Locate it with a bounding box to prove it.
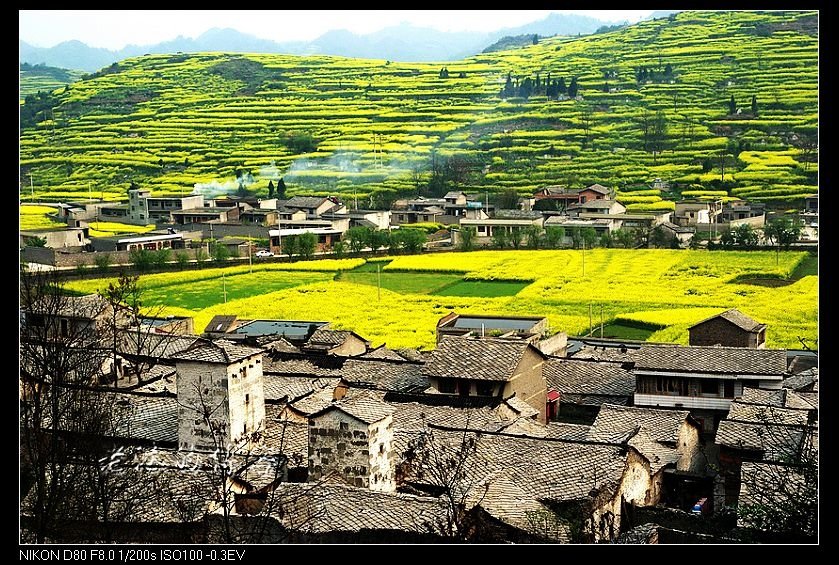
[627,428,681,474]
[782,367,818,391]
[726,400,809,426]
[330,391,395,424]
[568,199,618,210]
[737,461,809,530]
[340,359,429,393]
[305,328,366,350]
[258,404,308,464]
[634,344,787,376]
[263,357,337,376]
[544,359,635,397]
[738,387,816,411]
[285,196,329,209]
[492,209,543,219]
[361,346,408,361]
[588,404,689,445]
[262,375,340,402]
[289,385,339,417]
[172,339,262,364]
[132,366,178,395]
[570,344,639,363]
[715,420,805,460]
[269,483,446,534]
[118,332,199,360]
[587,184,611,194]
[423,337,541,382]
[261,337,300,354]
[29,293,110,319]
[113,394,179,444]
[689,308,765,332]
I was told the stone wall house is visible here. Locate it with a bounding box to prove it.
[308,392,397,492]
[688,309,767,348]
[302,328,369,357]
[423,336,548,423]
[172,339,266,452]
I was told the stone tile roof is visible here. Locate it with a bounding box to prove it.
[270,483,446,534]
[306,328,354,347]
[132,366,177,395]
[361,345,408,361]
[262,375,340,403]
[118,332,199,360]
[114,394,179,444]
[588,404,688,445]
[689,308,765,332]
[715,420,805,460]
[29,293,110,319]
[289,385,342,417]
[258,404,308,465]
[340,359,429,393]
[423,337,541,382]
[738,387,816,412]
[285,196,329,209]
[627,428,681,474]
[570,344,639,364]
[504,396,539,419]
[726,400,809,426]
[737,461,809,530]
[263,357,337,376]
[261,337,300,354]
[634,344,787,376]
[782,367,818,392]
[172,339,262,364]
[544,359,635,397]
[587,184,611,194]
[330,391,395,424]
[568,199,617,210]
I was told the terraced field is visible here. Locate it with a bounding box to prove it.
[20,11,817,209]
[63,249,818,351]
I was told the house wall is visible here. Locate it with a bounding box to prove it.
[367,415,396,492]
[689,318,760,348]
[503,347,547,423]
[308,410,371,487]
[676,422,704,474]
[175,354,265,452]
[620,449,657,506]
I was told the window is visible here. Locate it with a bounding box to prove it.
[476,382,494,396]
[379,443,385,455]
[700,380,718,395]
[437,378,455,394]
[245,394,250,404]
[340,422,349,431]
[724,381,735,398]
[243,423,247,434]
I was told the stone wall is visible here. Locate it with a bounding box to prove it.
[366,415,395,492]
[308,410,371,487]
[689,318,757,348]
[504,347,547,423]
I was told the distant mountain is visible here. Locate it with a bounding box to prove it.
[19,13,622,72]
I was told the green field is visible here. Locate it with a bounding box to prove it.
[62,249,818,350]
[19,11,817,210]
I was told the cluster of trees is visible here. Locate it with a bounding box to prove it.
[459,225,643,251]
[267,178,287,199]
[415,153,481,198]
[719,224,760,249]
[20,90,57,131]
[499,73,579,100]
[728,94,759,116]
[635,62,675,84]
[438,68,467,79]
[281,232,318,260]
[339,226,427,256]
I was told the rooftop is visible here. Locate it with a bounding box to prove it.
[588,404,689,445]
[423,336,543,382]
[172,339,262,364]
[689,308,766,332]
[634,344,787,376]
[544,359,635,398]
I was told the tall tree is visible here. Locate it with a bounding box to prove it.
[568,77,579,99]
[729,94,738,115]
[751,94,759,116]
[267,180,275,198]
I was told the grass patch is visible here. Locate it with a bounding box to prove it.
[791,253,818,279]
[140,271,332,310]
[432,280,531,297]
[592,321,660,341]
[336,269,461,295]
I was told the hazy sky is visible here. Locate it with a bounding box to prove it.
[20,10,655,49]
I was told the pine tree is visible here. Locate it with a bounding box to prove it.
[568,77,579,99]
[502,73,514,98]
[267,180,275,198]
[751,95,759,116]
[664,63,673,77]
[557,77,567,96]
[276,178,287,199]
[729,94,737,115]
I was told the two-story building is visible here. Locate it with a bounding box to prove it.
[688,309,766,348]
[422,336,548,423]
[128,189,204,224]
[631,344,788,434]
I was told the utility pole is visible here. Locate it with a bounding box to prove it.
[377,263,382,301]
[222,271,228,303]
[582,240,586,276]
[30,175,34,202]
[589,303,593,337]
[600,304,604,338]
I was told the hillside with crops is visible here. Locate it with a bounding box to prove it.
[19,11,817,210]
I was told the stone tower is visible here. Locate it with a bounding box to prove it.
[172,339,265,452]
[308,392,396,492]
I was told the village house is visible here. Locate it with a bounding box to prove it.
[631,344,788,434]
[90,230,195,252]
[170,206,239,224]
[713,386,817,513]
[567,198,626,217]
[688,308,767,348]
[279,196,346,218]
[673,199,723,227]
[422,336,549,423]
[20,227,89,249]
[301,327,369,357]
[657,221,695,247]
[458,210,544,244]
[127,188,204,224]
[533,184,613,211]
[719,200,766,224]
[543,359,635,423]
[390,192,491,225]
[172,339,266,452]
